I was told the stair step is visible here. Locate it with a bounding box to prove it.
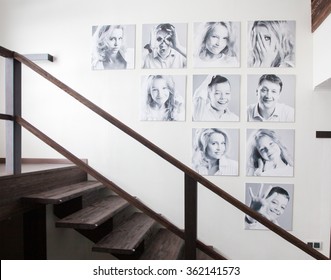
[92,212,155,255]
[140,229,184,260]
[56,195,130,230]
[21,181,104,204]
[197,249,214,260]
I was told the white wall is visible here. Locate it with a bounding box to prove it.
[313,14,331,88]
[0,0,330,259]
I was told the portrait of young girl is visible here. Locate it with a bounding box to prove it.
[244,183,294,230]
[192,128,239,176]
[193,21,240,68]
[246,129,294,177]
[140,75,186,121]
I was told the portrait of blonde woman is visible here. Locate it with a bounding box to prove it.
[192,128,239,176]
[248,20,295,68]
[91,24,135,70]
[193,21,240,68]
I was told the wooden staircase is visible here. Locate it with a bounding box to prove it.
[1,46,329,260]
[19,171,192,260]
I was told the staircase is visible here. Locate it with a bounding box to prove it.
[1,46,328,260]
[19,167,205,260]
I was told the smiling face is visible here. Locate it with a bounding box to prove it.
[205,132,226,160]
[208,81,231,111]
[205,24,229,56]
[257,80,281,111]
[264,193,289,221]
[256,135,281,162]
[150,78,170,107]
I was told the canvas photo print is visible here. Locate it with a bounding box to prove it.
[247,20,296,68]
[193,21,240,68]
[140,75,186,121]
[192,128,239,176]
[247,74,295,122]
[244,182,294,231]
[246,128,295,177]
[91,24,135,70]
[192,74,240,121]
[141,23,187,69]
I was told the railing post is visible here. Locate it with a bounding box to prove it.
[184,173,197,259]
[5,58,22,174]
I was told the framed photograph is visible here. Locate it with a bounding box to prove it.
[192,74,240,121]
[246,128,295,177]
[141,23,187,69]
[247,20,296,68]
[247,74,295,122]
[193,21,240,68]
[244,182,294,231]
[91,24,135,70]
[140,75,186,121]
[192,128,239,176]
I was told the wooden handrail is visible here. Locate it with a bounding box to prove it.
[312,0,331,32]
[0,46,14,58]
[0,113,14,121]
[16,116,226,260]
[1,47,328,259]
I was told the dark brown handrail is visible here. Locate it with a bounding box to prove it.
[15,116,225,260]
[0,46,14,58]
[0,113,14,121]
[1,47,328,259]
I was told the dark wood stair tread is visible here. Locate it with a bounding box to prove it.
[140,228,184,260]
[92,212,155,255]
[56,195,129,229]
[21,181,104,204]
[196,249,214,260]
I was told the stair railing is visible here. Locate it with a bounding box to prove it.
[0,46,328,260]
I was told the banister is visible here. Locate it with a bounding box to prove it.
[0,46,14,58]
[15,116,226,260]
[1,47,328,259]
[0,113,14,121]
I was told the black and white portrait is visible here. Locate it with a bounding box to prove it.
[192,74,240,121]
[142,23,187,69]
[140,75,186,121]
[247,20,296,68]
[193,21,240,68]
[247,74,295,122]
[192,128,239,176]
[246,129,295,177]
[91,24,135,70]
[244,183,294,231]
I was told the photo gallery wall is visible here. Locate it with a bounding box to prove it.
[91,21,296,230]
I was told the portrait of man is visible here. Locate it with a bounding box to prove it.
[247,74,295,122]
